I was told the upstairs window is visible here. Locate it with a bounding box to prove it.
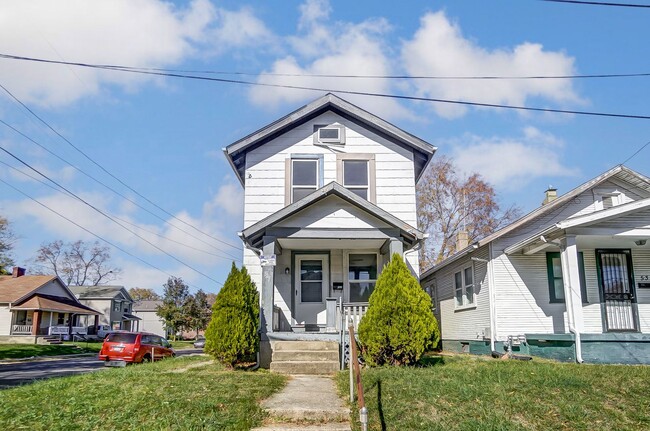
[336,154,376,203]
[292,159,319,202]
[343,160,369,200]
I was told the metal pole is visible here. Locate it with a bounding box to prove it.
[349,325,367,430]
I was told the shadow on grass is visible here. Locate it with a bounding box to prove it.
[417,355,445,367]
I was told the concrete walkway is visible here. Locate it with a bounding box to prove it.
[253,375,351,431]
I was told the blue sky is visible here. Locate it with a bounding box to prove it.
[0,0,648,294]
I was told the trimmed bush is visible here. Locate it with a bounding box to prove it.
[205,263,259,367]
[358,254,439,366]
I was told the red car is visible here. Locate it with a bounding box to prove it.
[99,332,175,366]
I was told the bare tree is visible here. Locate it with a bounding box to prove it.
[0,216,15,274]
[33,240,120,285]
[417,156,521,271]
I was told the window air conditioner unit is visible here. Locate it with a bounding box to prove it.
[314,125,345,145]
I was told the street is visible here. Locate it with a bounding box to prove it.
[0,348,204,388]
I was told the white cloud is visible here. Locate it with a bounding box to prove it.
[248,0,413,120]
[0,0,272,107]
[401,12,582,119]
[448,127,579,189]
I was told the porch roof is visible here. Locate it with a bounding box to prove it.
[224,93,436,186]
[504,197,650,255]
[11,294,100,315]
[239,182,425,250]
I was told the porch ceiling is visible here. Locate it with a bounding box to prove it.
[278,238,385,250]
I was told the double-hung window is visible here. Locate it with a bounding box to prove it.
[348,253,377,303]
[286,155,324,204]
[546,252,588,303]
[336,154,375,202]
[454,266,475,308]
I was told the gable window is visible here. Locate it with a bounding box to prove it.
[594,189,624,211]
[454,266,475,308]
[546,252,588,303]
[314,124,346,145]
[285,154,324,205]
[336,154,376,203]
[348,253,377,303]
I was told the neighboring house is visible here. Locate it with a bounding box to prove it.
[224,93,435,369]
[0,267,99,343]
[421,165,650,364]
[71,285,140,334]
[132,300,167,337]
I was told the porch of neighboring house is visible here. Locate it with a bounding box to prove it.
[10,299,99,338]
[502,207,650,364]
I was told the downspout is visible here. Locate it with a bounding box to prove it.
[238,231,261,371]
[541,235,584,364]
[487,243,497,353]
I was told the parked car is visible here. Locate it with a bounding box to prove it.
[98,332,175,366]
[96,325,114,339]
[193,337,206,348]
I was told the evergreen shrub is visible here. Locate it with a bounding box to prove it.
[358,253,439,366]
[205,263,259,367]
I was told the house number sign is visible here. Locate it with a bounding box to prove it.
[639,275,650,289]
[260,254,277,267]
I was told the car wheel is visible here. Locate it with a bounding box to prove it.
[141,354,152,363]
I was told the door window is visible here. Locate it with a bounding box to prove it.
[349,254,377,303]
[300,260,323,303]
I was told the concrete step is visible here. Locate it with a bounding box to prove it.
[252,423,351,431]
[270,361,340,375]
[272,350,339,362]
[273,341,339,352]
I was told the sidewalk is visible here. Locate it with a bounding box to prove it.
[253,375,351,431]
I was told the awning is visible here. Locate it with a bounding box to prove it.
[12,294,100,315]
[122,313,142,321]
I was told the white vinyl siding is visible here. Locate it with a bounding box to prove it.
[0,305,11,335]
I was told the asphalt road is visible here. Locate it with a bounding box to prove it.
[0,348,204,388]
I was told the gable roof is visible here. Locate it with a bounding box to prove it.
[12,294,100,314]
[70,285,133,301]
[224,93,436,186]
[421,165,650,277]
[133,300,163,312]
[0,275,57,303]
[240,181,425,250]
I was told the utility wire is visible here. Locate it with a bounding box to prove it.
[0,144,224,285]
[622,140,650,164]
[539,0,650,8]
[0,158,240,262]
[0,81,241,251]
[1,53,648,120]
[2,53,648,80]
[0,117,241,260]
[0,177,214,289]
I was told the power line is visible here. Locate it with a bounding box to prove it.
[0,117,241,260]
[1,53,649,120]
[0,157,240,263]
[0,81,242,251]
[0,143,225,285]
[539,0,650,8]
[2,53,648,80]
[622,140,650,164]
[0,177,214,289]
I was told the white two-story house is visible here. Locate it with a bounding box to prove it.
[224,93,435,370]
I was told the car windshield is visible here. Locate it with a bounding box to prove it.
[106,333,137,343]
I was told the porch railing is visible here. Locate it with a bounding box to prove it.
[340,303,369,332]
[48,326,88,335]
[12,324,32,335]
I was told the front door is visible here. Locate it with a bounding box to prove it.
[597,249,638,332]
[295,254,329,325]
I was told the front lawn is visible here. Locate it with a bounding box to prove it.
[0,343,100,360]
[338,354,650,430]
[0,356,286,431]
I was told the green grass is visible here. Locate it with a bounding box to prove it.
[0,356,286,431]
[337,354,650,431]
[0,343,100,359]
[171,340,197,349]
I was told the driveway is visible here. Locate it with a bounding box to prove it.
[0,348,204,388]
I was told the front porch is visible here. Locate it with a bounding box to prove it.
[9,296,100,338]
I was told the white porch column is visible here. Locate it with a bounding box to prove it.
[261,236,277,337]
[560,235,584,332]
